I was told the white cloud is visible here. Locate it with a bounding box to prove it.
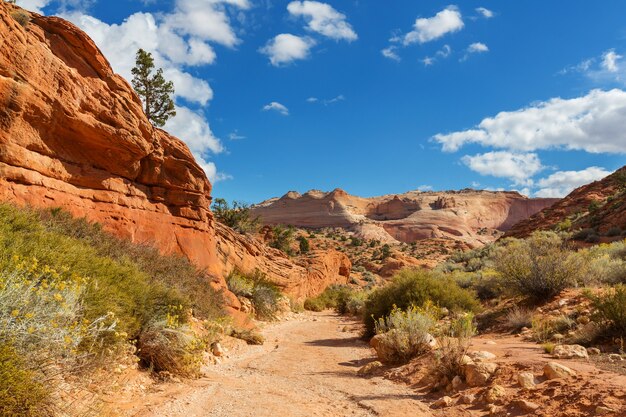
[403,6,464,45]
[434,89,626,154]
[475,7,494,18]
[262,102,290,115]
[462,152,543,186]
[602,50,622,73]
[306,97,319,103]
[228,131,246,140]
[287,1,357,41]
[382,46,401,62]
[437,44,452,58]
[468,42,489,53]
[422,57,435,66]
[535,167,613,197]
[17,0,51,13]
[260,34,315,66]
[417,185,433,191]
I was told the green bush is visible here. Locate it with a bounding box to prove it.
[269,225,295,255]
[137,312,205,377]
[227,270,282,320]
[10,10,30,27]
[590,285,626,336]
[362,269,480,336]
[211,198,260,234]
[303,285,359,314]
[494,232,585,300]
[297,236,310,254]
[374,306,435,364]
[0,204,226,375]
[0,343,50,417]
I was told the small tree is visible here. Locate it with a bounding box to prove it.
[269,225,295,255]
[131,49,176,127]
[298,236,310,254]
[211,198,260,234]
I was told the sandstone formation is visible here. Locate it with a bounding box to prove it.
[0,4,350,312]
[506,166,626,238]
[252,188,558,247]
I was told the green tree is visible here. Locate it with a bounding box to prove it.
[269,225,295,255]
[298,236,310,254]
[211,198,260,234]
[131,49,176,127]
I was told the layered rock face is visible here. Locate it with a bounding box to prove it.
[506,166,626,238]
[253,188,558,247]
[0,5,349,306]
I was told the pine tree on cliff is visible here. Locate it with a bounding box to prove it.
[131,49,176,127]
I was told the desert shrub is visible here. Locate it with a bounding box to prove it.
[362,269,480,336]
[585,234,601,244]
[230,328,265,345]
[227,270,282,320]
[472,270,506,301]
[37,207,225,321]
[0,343,50,417]
[573,228,596,241]
[555,218,572,232]
[269,225,296,255]
[590,285,626,336]
[297,236,310,254]
[137,311,205,377]
[584,254,626,285]
[380,244,392,260]
[494,232,585,300]
[374,306,435,364]
[542,342,556,354]
[303,285,355,314]
[607,227,622,237]
[344,291,369,316]
[10,10,30,27]
[531,315,575,343]
[211,198,260,234]
[0,204,226,380]
[350,237,363,247]
[431,314,476,383]
[504,307,533,332]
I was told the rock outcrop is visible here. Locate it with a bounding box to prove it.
[506,166,626,238]
[252,188,558,247]
[0,4,350,312]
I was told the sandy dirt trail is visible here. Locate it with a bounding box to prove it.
[120,312,432,417]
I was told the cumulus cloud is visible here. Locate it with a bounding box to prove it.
[382,46,401,62]
[602,50,622,73]
[287,1,357,41]
[260,34,316,66]
[165,107,229,182]
[263,102,290,115]
[468,42,489,53]
[462,152,543,186]
[17,0,51,13]
[535,167,613,197]
[475,7,494,18]
[434,89,626,154]
[403,6,464,45]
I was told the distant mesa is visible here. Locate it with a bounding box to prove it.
[252,187,559,247]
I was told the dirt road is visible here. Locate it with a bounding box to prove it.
[120,312,432,417]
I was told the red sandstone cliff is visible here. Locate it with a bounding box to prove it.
[0,4,350,311]
[505,166,626,238]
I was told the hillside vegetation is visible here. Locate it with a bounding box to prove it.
[0,204,227,416]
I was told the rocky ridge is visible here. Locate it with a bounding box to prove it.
[252,188,558,247]
[506,166,626,238]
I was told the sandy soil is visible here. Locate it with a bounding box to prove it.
[111,312,433,417]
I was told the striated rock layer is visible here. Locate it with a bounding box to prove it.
[253,188,558,247]
[506,166,626,238]
[0,4,350,313]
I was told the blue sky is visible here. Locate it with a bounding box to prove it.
[20,0,626,203]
